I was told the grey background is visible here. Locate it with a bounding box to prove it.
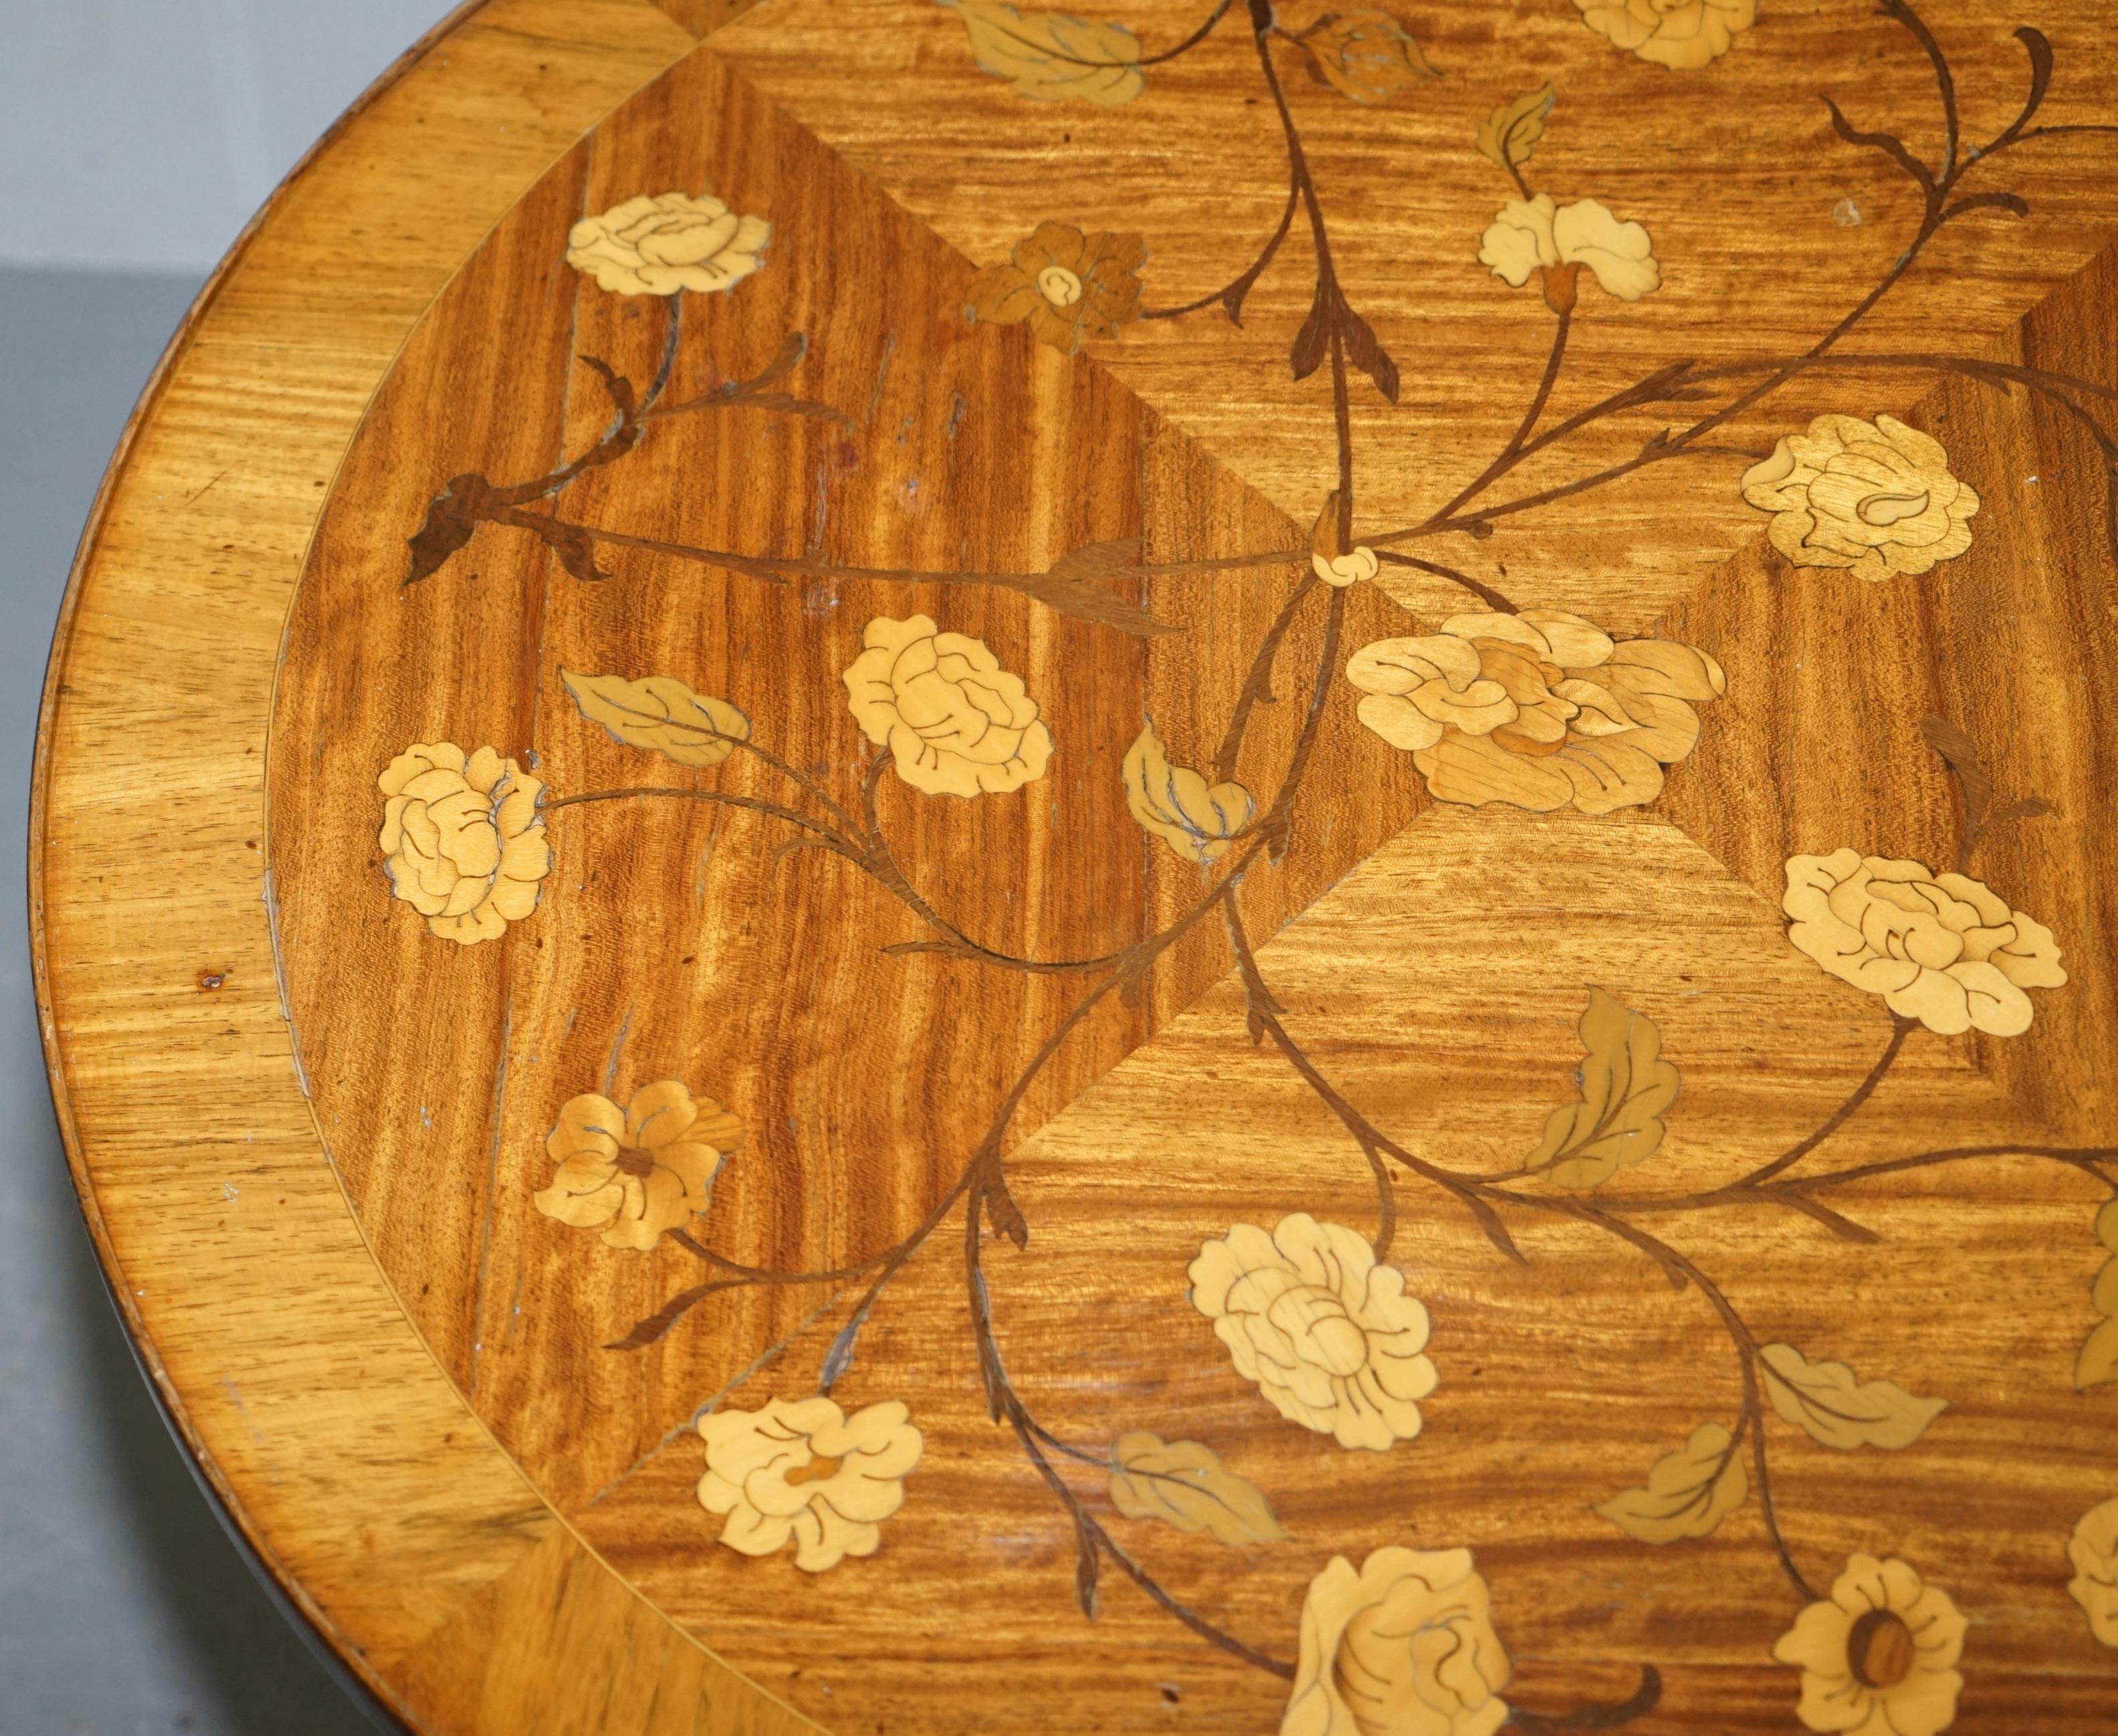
[3,3,458,1731]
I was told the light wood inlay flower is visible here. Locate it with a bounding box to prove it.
[1742,414,1980,580]
[565,191,770,296]
[1773,1555,1966,1736]
[1574,0,1757,71]
[2067,1497,2118,1646]
[532,1080,744,1253]
[1782,851,2065,1036]
[377,742,550,945]
[696,1396,923,1572]
[1188,1214,1436,1451]
[1281,1546,1511,1736]
[1479,195,1660,310]
[966,222,1146,352]
[1346,611,1723,815]
[843,613,1054,797]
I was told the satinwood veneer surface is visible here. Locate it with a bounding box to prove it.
[33,1,2118,1731]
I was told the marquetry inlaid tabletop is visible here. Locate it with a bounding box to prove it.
[33,1,2118,1731]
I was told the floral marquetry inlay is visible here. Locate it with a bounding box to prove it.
[1773,1556,1967,1736]
[285,0,2118,1729]
[1478,195,1661,310]
[376,742,550,945]
[565,191,770,297]
[532,1081,744,1253]
[1741,414,1981,582]
[1283,1548,1511,1736]
[843,613,1055,798]
[1572,0,1757,71]
[966,222,1146,352]
[1782,851,2067,1037]
[697,1398,924,1572]
[1346,612,1724,815]
[2067,1497,2118,1646]
[1188,1215,1437,1452]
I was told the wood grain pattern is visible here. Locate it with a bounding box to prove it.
[33,3,809,1733]
[35,0,2118,1731]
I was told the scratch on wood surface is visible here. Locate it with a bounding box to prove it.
[467,994,514,1397]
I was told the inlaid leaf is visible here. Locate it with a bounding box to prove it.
[1477,84,1556,174]
[2078,1319,2118,1389]
[561,669,752,769]
[1122,722,1253,865]
[1107,1432,1287,1546]
[2077,1198,2118,1390]
[1597,1422,1748,1543]
[1526,988,1681,1188]
[1759,1343,1946,1450]
[939,0,1145,107]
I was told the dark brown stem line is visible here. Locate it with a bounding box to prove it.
[1235,940,1511,1261]
[1330,328,1354,540]
[723,732,865,841]
[1679,351,2118,405]
[1579,1206,1818,1602]
[966,1202,1297,1678]
[1737,1015,1915,1189]
[1140,180,1298,320]
[1996,122,2118,148]
[1786,1144,2118,1195]
[1250,584,1348,859]
[1255,21,1336,292]
[543,784,861,849]
[552,766,1126,978]
[523,515,1303,590]
[641,291,683,412]
[1596,1146,2118,1221]
[858,750,1129,976]
[1136,0,1237,68]
[1424,309,1573,530]
[667,1176,973,1288]
[1212,572,1322,784]
[1372,551,1517,615]
[1224,890,1398,1259]
[1885,0,1958,183]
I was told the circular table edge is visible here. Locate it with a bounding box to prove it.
[26,4,823,1733]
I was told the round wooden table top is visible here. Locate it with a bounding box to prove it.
[34,1,2118,1731]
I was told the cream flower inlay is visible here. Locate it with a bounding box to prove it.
[1574,0,1757,70]
[843,613,1055,797]
[565,191,771,297]
[532,1080,743,1253]
[697,1396,923,1572]
[1346,611,1723,815]
[1312,545,1380,589]
[1188,1214,1437,1451]
[1741,414,1980,581]
[1782,850,2066,1037]
[1772,1554,1966,1736]
[377,742,550,945]
[1282,1546,1511,1736]
[1479,195,1660,310]
[2067,1497,2118,1647]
